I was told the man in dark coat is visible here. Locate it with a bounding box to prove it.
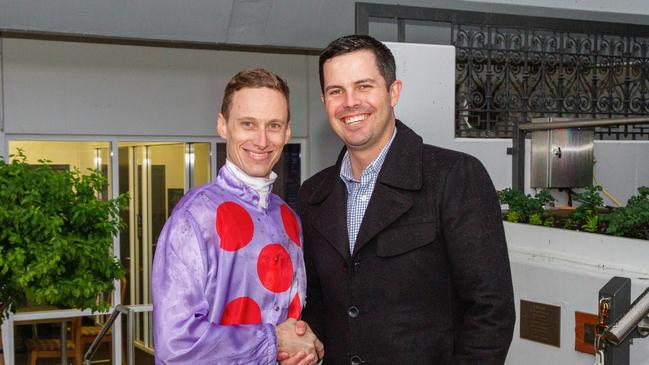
[298,34,515,364]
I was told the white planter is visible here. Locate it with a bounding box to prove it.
[505,221,649,277]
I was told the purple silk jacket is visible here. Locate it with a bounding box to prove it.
[152,166,306,364]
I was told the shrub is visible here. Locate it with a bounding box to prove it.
[0,151,128,324]
[498,188,555,225]
[605,187,649,239]
[565,185,605,232]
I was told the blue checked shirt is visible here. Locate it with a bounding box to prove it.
[340,128,397,255]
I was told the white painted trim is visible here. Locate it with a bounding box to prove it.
[13,308,110,322]
[1,314,14,365]
[0,37,4,134]
[110,139,123,364]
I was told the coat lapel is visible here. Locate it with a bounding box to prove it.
[352,184,412,255]
[306,121,424,259]
[307,151,352,260]
[352,121,423,255]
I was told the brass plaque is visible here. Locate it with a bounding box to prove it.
[520,299,561,347]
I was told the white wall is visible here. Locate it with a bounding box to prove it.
[0,131,5,159]
[2,38,311,138]
[305,56,341,175]
[505,222,649,365]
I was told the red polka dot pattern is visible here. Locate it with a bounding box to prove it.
[257,243,293,293]
[288,293,301,319]
[220,297,262,325]
[216,201,254,251]
[281,204,301,247]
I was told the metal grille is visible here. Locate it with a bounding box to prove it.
[355,3,649,140]
[455,26,649,139]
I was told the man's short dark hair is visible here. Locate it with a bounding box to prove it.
[319,34,396,92]
[221,68,290,119]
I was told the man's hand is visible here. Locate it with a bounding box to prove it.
[276,319,324,365]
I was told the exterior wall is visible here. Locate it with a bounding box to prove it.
[505,222,649,365]
[2,38,311,138]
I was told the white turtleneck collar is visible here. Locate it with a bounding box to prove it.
[225,160,277,209]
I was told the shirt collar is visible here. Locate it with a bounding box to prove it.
[215,161,277,209]
[340,127,397,183]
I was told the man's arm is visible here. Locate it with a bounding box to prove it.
[440,155,516,364]
[297,189,327,341]
[152,210,313,364]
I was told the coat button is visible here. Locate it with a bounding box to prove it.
[347,305,359,318]
[350,355,363,365]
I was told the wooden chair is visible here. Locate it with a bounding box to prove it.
[24,317,82,365]
[80,277,127,364]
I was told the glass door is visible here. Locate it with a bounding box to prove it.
[118,142,211,356]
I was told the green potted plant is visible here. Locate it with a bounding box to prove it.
[0,151,128,325]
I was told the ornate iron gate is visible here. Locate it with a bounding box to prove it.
[356,2,649,140]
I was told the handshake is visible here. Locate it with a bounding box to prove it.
[275,318,324,365]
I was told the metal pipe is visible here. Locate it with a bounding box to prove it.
[512,121,526,192]
[61,320,67,365]
[83,304,153,364]
[605,288,649,345]
[519,116,649,131]
[127,308,135,365]
[83,309,121,364]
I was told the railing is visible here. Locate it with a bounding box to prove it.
[1,307,101,365]
[83,304,153,365]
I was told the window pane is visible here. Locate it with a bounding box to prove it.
[8,140,112,198]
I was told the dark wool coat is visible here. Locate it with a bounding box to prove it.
[298,121,515,365]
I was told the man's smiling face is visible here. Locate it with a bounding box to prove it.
[217,87,291,178]
[321,49,401,155]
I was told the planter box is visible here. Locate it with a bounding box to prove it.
[505,221,649,277]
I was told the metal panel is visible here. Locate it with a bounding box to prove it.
[548,128,594,188]
[530,118,594,188]
[530,129,550,189]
